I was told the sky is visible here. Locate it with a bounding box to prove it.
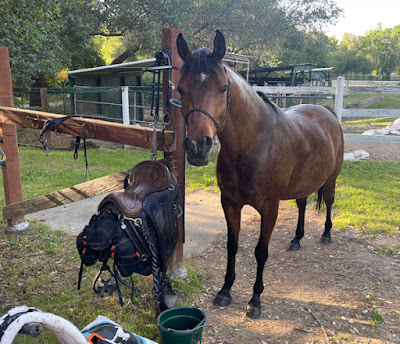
[324,0,400,40]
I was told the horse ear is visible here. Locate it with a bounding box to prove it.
[177,33,191,62]
[213,30,226,60]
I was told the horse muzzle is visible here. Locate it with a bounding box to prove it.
[184,135,213,166]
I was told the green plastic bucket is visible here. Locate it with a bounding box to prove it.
[157,307,206,344]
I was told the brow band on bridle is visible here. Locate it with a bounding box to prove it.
[183,68,231,131]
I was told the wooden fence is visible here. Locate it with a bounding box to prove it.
[254,76,400,143]
[0,29,186,271]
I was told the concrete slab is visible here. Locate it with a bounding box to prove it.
[28,190,259,258]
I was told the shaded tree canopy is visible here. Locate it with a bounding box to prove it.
[6,0,399,87]
[0,0,103,87]
[0,0,342,86]
[96,0,342,63]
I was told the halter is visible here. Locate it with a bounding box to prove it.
[183,68,231,131]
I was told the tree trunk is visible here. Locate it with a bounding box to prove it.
[29,75,47,107]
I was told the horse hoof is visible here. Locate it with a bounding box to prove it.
[287,242,300,251]
[320,236,332,245]
[213,290,232,307]
[246,304,261,319]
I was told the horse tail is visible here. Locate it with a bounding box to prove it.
[316,186,324,211]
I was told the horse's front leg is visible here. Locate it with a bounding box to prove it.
[213,195,242,307]
[247,200,279,319]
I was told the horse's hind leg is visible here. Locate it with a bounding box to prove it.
[247,200,279,319]
[320,179,336,245]
[213,195,242,307]
[288,197,307,251]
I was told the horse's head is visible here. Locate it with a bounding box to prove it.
[176,30,229,166]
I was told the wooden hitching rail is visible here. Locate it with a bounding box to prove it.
[0,106,175,153]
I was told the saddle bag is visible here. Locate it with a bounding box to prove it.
[76,161,180,312]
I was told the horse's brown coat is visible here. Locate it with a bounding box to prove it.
[177,30,344,318]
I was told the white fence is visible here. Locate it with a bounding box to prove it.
[254,77,400,143]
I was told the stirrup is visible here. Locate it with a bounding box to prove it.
[93,263,117,297]
[93,275,117,297]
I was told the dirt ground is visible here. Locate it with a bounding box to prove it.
[192,141,400,344]
[344,141,400,162]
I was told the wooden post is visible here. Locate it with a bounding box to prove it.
[0,47,26,229]
[161,28,186,278]
[334,76,345,123]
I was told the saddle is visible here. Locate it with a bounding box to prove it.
[99,161,172,217]
[77,160,180,313]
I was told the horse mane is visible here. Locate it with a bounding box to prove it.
[182,48,220,74]
[256,91,280,115]
[324,106,338,118]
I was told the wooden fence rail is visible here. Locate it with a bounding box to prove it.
[254,77,400,144]
[0,106,175,152]
[0,28,186,273]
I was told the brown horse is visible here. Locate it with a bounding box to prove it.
[176,30,344,318]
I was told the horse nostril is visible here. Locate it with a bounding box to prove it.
[198,135,213,155]
[184,137,197,154]
[204,135,213,150]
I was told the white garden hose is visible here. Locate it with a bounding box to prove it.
[0,306,87,344]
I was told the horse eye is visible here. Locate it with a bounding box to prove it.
[219,85,228,94]
[177,87,184,95]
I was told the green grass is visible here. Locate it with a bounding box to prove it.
[2,147,399,235]
[341,116,395,134]
[17,146,156,200]
[341,117,393,127]
[321,94,400,109]
[1,146,219,203]
[186,158,400,235]
[0,145,399,342]
[0,146,219,218]
[0,223,204,343]
[376,244,400,256]
[370,310,385,325]
[0,146,210,343]
[185,154,218,192]
[362,94,400,109]
[335,161,400,234]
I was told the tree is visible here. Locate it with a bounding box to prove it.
[328,33,372,75]
[0,0,344,87]
[359,25,400,76]
[95,0,343,65]
[0,0,103,87]
[276,30,337,67]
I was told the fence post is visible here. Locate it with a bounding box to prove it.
[334,76,345,123]
[162,28,186,278]
[121,86,130,125]
[133,91,137,124]
[0,47,28,231]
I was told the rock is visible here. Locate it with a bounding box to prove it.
[389,129,400,136]
[344,153,356,161]
[362,129,376,136]
[374,128,391,135]
[344,150,369,161]
[353,150,370,160]
[362,117,400,136]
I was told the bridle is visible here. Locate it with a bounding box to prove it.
[182,67,231,131]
